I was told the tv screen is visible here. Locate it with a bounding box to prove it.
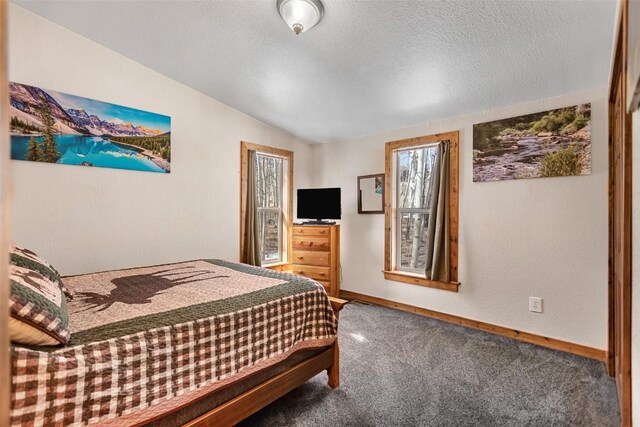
[297,188,341,221]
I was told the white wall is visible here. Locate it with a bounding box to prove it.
[8,5,314,275]
[632,109,639,424]
[313,88,609,349]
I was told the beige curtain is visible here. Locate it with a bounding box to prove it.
[244,150,262,266]
[425,140,450,282]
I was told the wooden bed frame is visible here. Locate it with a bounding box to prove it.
[182,297,348,427]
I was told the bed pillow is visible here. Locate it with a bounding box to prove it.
[10,246,74,300]
[9,264,70,346]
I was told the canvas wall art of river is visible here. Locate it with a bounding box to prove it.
[473,104,591,182]
[10,82,171,173]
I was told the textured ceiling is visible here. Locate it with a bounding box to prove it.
[13,0,617,143]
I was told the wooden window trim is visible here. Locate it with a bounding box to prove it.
[240,141,294,265]
[383,131,459,292]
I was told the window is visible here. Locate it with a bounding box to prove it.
[396,144,438,273]
[256,153,283,263]
[384,131,459,292]
[240,142,293,267]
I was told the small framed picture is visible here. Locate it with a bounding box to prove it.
[358,173,385,214]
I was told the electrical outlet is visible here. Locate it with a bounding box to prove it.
[529,297,542,313]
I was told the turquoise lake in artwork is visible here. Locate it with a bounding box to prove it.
[10,82,171,173]
[11,135,166,173]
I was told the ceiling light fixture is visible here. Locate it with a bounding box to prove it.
[277,0,324,35]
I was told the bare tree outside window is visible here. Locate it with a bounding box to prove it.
[256,154,284,263]
[396,145,438,272]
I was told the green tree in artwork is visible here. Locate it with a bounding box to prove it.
[540,145,582,177]
[160,146,171,161]
[25,137,41,161]
[37,95,62,163]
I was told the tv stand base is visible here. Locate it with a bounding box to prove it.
[302,220,336,225]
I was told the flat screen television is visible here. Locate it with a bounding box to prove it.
[297,188,341,224]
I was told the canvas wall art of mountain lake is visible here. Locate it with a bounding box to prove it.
[10,82,171,173]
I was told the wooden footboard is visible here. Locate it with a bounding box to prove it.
[182,296,348,427]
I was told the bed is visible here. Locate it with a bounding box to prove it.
[10,259,346,426]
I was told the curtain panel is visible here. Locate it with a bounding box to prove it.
[244,149,262,266]
[425,140,450,282]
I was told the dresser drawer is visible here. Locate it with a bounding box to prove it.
[291,265,331,281]
[292,236,330,252]
[293,226,331,237]
[292,250,330,266]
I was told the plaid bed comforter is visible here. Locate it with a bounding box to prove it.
[11,260,337,426]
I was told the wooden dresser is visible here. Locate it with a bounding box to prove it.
[291,224,340,297]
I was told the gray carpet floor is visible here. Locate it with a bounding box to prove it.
[237,302,619,426]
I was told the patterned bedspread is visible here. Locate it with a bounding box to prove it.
[10,260,337,426]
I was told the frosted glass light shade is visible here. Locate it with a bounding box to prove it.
[277,0,324,34]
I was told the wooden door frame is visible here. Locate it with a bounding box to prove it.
[607,0,623,378]
[608,0,632,424]
[0,0,11,425]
